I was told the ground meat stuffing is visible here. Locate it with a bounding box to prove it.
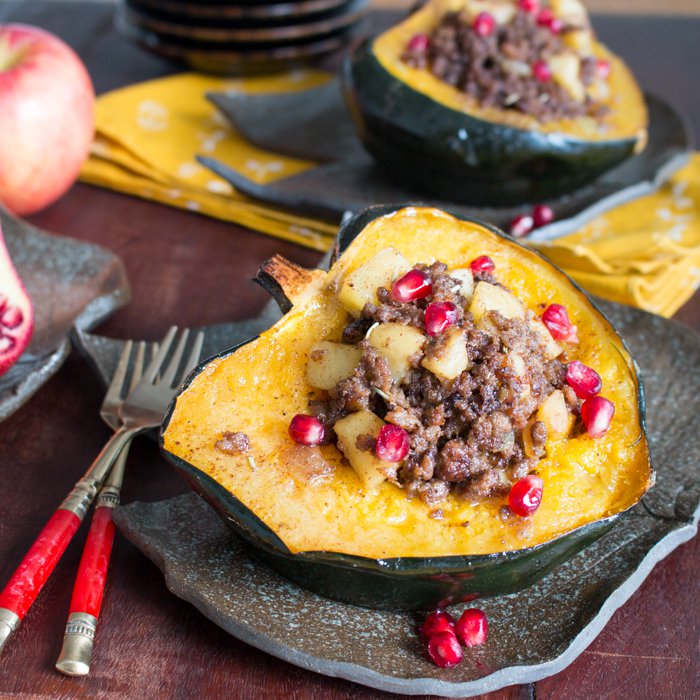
[402,8,608,123]
[215,431,251,455]
[309,260,576,506]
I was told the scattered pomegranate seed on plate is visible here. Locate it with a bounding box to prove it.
[532,203,555,228]
[421,610,456,638]
[509,214,534,237]
[427,631,463,668]
[508,475,544,517]
[425,302,457,336]
[470,255,495,274]
[456,608,488,647]
[392,269,432,303]
[581,396,615,437]
[288,414,325,446]
[375,424,410,462]
[566,361,602,399]
[542,303,579,343]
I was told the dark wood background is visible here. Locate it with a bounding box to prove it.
[0,2,698,698]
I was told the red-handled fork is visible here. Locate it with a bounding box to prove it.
[0,327,201,655]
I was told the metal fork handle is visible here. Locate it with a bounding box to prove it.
[0,426,138,656]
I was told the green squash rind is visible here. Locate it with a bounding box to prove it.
[342,39,640,205]
[159,204,652,611]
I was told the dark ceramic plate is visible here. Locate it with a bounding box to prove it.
[129,0,359,24]
[115,12,355,75]
[111,299,700,696]
[119,0,367,43]
[0,208,129,423]
[202,85,692,239]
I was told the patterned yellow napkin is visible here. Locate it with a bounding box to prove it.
[80,72,700,317]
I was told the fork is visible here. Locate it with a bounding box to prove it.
[55,339,154,676]
[0,327,203,656]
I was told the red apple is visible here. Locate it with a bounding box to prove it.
[0,24,94,216]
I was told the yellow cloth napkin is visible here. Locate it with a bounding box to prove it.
[80,72,700,318]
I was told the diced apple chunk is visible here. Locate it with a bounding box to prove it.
[529,318,563,360]
[368,322,425,382]
[469,281,524,327]
[536,390,572,440]
[449,268,474,302]
[338,248,410,317]
[421,327,469,381]
[549,53,585,102]
[334,411,397,489]
[305,341,362,390]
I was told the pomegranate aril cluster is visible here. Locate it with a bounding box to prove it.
[422,608,488,668]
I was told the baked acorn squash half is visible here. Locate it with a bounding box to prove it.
[161,206,652,611]
[342,0,648,204]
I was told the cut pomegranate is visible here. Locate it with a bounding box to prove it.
[532,204,555,228]
[375,424,410,462]
[407,32,430,53]
[509,214,534,237]
[542,304,579,343]
[519,0,539,13]
[421,610,456,638]
[508,475,543,517]
[473,12,496,37]
[427,631,463,668]
[0,222,34,377]
[391,269,432,303]
[288,414,325,446]
[470,255,495,275]
[456,608,488,647]
[533,60,552,82]
[425,302,457,336]
[581,396,615,438]
[566,361,602,399]
[596,58,611,80]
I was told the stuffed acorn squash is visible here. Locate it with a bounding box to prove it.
[161,206,652,610]
[342,0,648,204]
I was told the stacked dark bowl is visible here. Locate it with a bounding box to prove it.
[116,0,369,74]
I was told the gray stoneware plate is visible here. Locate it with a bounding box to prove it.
[81,299,700,697]
[0,208,130,422]
[201,85,691,239]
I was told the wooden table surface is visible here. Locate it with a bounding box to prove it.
[0,2,698,698]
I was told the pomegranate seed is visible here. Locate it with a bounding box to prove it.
[581,396,615,438]
[566,361,602,399]
[0,293,7,313]
[391,269,432,303]
[427,631,463,668]
[542,304,579,343]
[519,0,539,13]
[473,12,496,37]
[533,60,552,82]
[375,424,410,462]
[532,204,555,228]
[421,610,456,638]
[289,414,325,446]
[596,58,611,80]
[509,214,534,237]
[549,16,564,33]
[0,306,23,329]
[470,255,495,275]
[425,302,457,336]
[408,32,430,53]
[509,474,543,517]
[456,608,488,647]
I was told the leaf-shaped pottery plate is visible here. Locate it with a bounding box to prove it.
[111,300,699,697]
[0,208,130,422]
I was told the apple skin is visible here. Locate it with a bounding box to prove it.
[0,24,95,216]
